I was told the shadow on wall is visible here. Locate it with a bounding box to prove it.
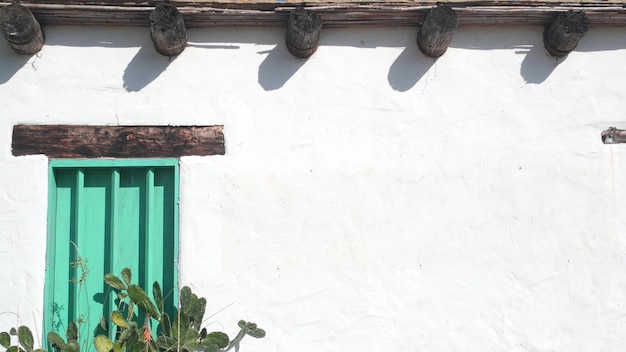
[124,41,241,92]
[123,45,173,92]
[388,46,435,92]
[1,25,626,89]
[0,26,176,91]
[519,44,562,84]
[258,41,307,91]
[451,26,626,84]
[0,48,31,84]
[234,26,626,90]
[280,27,437,92]
[449,27,562,84]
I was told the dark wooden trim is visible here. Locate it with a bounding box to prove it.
[0,3,44,54]
[543,10,589,57]
[601,127,626,144]
[12,125,225,158]
[6,0,626,9]
[417,4,457,58]
[286,8,322,58]
[2,2,626,28]
[150,3,187,56]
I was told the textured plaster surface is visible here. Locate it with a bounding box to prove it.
[1,25,626,351]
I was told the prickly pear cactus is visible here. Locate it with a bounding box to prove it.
[0,325,46,352]
[100,268,265,352]
[47,322,80,352]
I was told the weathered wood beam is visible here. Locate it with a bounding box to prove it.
[601,127,626,144]
[12,125,225,158]
[2,2,626,27]
[0,2,44,55]
[6,0,626,9]
[150,3,187,56]
[417,4,457,58]
[286,8,322,58]
[543,10,589,57]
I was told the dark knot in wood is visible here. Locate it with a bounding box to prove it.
[286,8,322,58]
[544,10,589,57]
[417,4,458,58]
[0,3,44,54]
[149,3,187,57]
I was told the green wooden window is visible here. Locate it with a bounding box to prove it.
[44,159,179,346]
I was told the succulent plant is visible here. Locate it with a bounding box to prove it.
[0,325,47,352]
[96,268,265,352]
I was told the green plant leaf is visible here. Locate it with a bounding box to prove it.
[184,328,199,343]
[104,274,126,291]
[203,332,229,349]
[121,268,132,287]
[129,341,145,352]
[7,345,18,352]
[247,327,266,338]
[159,313,171,338]
[184,293,198,315]
[47,332,66,351]
[190,297,206,330]
[123,329,137,348]
[127,302,135,321]
[66,322,78,341]
[179,287,191,311]
[66,341,80,352]
[99,316,108,331]
[147,341,159,352]
[34,349,47,352]
[127,285,160,320]
[170,312,190,342]
[155,336,177,351]
[237,320,246,328]
[9,328,17,336]
[93,335,113,352]
[153,282,163,315]
[111,311,128,328]
[120,326,139,346]
[119,328,132,342]
[204,344,219,352]
[112,341,124,352]
[182,328,199,351]
[153,336,167,350]
[18,326,34,352]
[0,332,11,349]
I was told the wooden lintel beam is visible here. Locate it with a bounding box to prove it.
[12,125,225,158]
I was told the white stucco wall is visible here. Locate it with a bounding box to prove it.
[1,24,626,351]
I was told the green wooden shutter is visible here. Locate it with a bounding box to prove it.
[44,159,179,347]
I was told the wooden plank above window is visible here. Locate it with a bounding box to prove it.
[12,125,225,158]
[4,0,626,27]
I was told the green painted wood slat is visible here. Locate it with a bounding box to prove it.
[44,160,179,348]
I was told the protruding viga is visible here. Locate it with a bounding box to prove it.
[0,3,44,55]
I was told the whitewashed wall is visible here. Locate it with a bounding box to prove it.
[1,24,626,351]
